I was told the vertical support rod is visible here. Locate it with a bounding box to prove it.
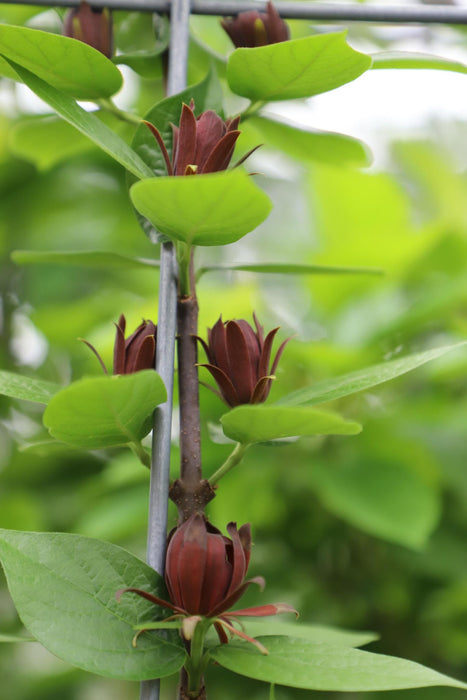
[141,1,191,699]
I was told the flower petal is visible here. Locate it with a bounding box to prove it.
[199,363,240,407]
[174,103,197,176]
[201,130,241,174]
[226,321,256,403]
[227,602,298,618]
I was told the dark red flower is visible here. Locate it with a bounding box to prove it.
[64,0,113,58]
[221,1,289,48]
[117,514,296,652]
[198,313,291,407]
[144,101,244,177]
[82,314,156,374]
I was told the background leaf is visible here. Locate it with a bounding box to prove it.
[277,343,466,406]
[0,24,122,100]
[235,620,377,647]
[372,51,467,74]
[12,249,159,270]
[0,530,185,679]
[220,405,361,444]
[210,636,467,691]
[0,370,60,404]
[43,371,166,449]
[227,32,371,101]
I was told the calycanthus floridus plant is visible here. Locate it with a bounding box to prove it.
[0,2,466,699]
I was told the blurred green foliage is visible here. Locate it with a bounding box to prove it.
[0,3,466,699]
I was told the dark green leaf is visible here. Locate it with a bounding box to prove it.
[227,32,371,102]
[372,51,467,74]
[237,620,377,647]
[0,370,60,404]
[43,371,166,449]
[198,262,382,279]
[277,342,467,407]
[0,24,122,99]
[130,170,272,247]
[221,405,361,444]
[12,250,159,270]
[0,530,185,679]
[210,636,467,691]
[7,61,153,180]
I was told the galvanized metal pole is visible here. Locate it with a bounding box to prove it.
[141,2,191,699]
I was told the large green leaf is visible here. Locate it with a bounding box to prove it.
[130,170,272,246]
[210,636,467,691]
[6,61,153,180]
[372,51,467,74]
[43,371,166,449]
[277,342,467,407]
[227,32,371,102]
[197,262,382,279]
[0,370,60,404]
[12,250,159,270]
[0,24,122,100]
[221,405,361,444]
[247,115,372,168]
[237,620,377,648]
[0,530,185,679]
[311,458,440,549]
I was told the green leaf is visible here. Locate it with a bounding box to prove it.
[0,370,60,404]
[43,371,166,449]
[6,61,153,180]
[114,49,166,79]
[0,24,122,100]
[198,262,382,279]
[311,459,440,549]
[0,632,35,643]
[372,51,467,74]
[247,115,372,168]
[0,530,185,679]
[221,406,361,444]
[210,636,467,691]
[236,620,377,648]
[227,32,371,102]
[277,342,467,407]
[130,170,272,247]
[12,249,159,270]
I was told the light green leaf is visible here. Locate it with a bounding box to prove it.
[248,115,372,168]
[311,459,440,549]
[6,61,153,180]
[277,342,467,407]
[238,620,377,648]
[130,170,272,246]
[210,636,467,691]
[227,32,371,102]
[43,371,166,449]
[0,530,185,679]
[372,51,467,74]
[12,250,159,270]
[221,406,361,444]
[198,262,382,278]
[114,49,165,79]
[0,370,60,404]
[0,24,122,100]
[0,632,35,643]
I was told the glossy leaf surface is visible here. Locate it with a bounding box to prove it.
[43,371,166,449]
[0,530,185,679]
[227,32,371,101]
[0,370,60,404]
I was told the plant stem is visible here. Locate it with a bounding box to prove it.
[239,99,267,122]
[208,442,250,486]
[169,252,215,521]
[97,98,142,125]
[130,440,151,468]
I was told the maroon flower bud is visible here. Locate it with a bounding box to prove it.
[81,314,156,374]
[221,1,289,48]
[64,0,113,59]
[117,514,297,651]
[144,101,259,177]
[165,513,255,617]
[198,313,291,407]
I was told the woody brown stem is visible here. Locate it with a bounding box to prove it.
[170,255,215,521]
[178,667,207,700]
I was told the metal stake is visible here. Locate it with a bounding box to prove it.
[141,1,191,699]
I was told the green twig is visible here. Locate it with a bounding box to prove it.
[208,442,250,486]
[97,98,143,126]
[130,440,151,469]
